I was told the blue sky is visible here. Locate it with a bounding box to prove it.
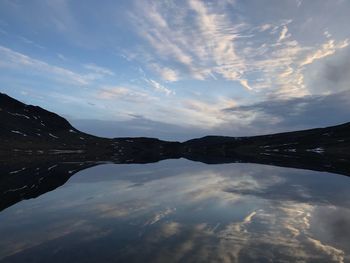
[1,0,350,140]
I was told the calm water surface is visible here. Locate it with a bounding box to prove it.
[0,159,350,262]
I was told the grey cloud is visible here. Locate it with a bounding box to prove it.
[69,115,210,142]
[70,90,350,141]
[224,91,350,135]
[306,47,350,94]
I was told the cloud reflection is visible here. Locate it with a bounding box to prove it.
[0,161,349,262]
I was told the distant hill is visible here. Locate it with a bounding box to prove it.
[184,122,350,160]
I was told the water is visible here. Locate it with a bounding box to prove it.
[0,159,350,262]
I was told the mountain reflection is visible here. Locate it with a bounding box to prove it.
[0,159,349,262]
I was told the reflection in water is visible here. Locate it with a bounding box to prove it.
[0,159,349,262]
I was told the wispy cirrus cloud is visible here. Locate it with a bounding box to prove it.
[0,46,114,86]
[97,86,155,102]
[145,79,175,96]
[150,64,179,82]
[83,63,114,76]
[129,0,349,99]
[300,39,349,66]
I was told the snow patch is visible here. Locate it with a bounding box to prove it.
[49,133,59,139]
[9,167,26,174]
[4,185,28,193]
[11,130,27,136]
[7,112,30,119]
[48,164,58,171]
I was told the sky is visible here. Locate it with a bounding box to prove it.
[0,0,350,141]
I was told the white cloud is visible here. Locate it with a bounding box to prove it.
[131,0,248,83]
[179,97,238,127]
[259,24,273,32]
[83,63,114,76]
[146,79,175,96]
[300,39,349,66]
[239,79,253,91]
[0,45,90,85]
[278,25,289,42]
[0,46,119,87]
[151,64,179,82]
[97,86,153,102]
[130,1,349,100]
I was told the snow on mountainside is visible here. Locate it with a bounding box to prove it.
[0,93,96,143]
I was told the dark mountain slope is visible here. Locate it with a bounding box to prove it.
[0,93,101,151]
[183,122,350,175]
[184,122,350,158]
[0,92,182,158]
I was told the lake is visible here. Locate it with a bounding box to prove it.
[0,159,349,262]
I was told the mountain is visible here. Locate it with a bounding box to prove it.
[1,92,350,211]
[0,92,182,161]
[183,122,350,165]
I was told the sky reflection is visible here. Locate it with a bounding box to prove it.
[0,160,349,262]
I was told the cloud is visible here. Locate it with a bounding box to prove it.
[180,97,237,128]
[303,46,350,95]
[224,91,350,134]
[300,39,349,66]
[258,24,272,32]
[70,116,208,141]
[72,90,350,140]
[17,36,45,49]
[151,64,179,82]
[130,0,247,83]
[97,86,154,102]
[57,53,67,61]
[0,45,90,85]
[145,79,175,95]
[239,79,252,91]
[0,45,118,87]
[145,208,176,225]
[296,0,303,7]
[160,222,182,238]
[83,63,114,76]
[278,25,289,42]
[129,1,349,99]
[306,237,345,263]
